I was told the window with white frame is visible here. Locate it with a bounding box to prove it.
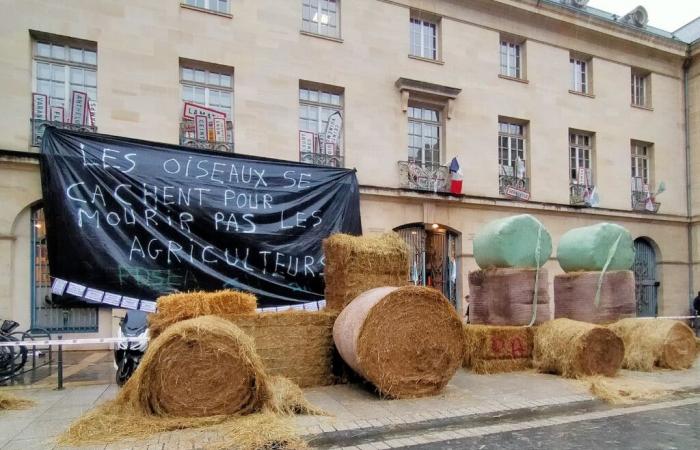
[180,64,233,119]
[410,17,438,60]
[569,132,593,185]
[570,57,590,93]
[408,106,441,167]
[182,0,229,14]
[500,40,523,79]
[34,40,97,122]
[302,0,340,38]
[498,122,526,177]
[631,141,652,189]
[299,84,344,166]
[631,71,650,107]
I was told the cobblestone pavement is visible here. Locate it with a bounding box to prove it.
[0,363,698,449]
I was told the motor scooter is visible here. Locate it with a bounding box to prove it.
[114,310,148,386]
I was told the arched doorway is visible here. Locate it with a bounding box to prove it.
[394,223,460,309]
[633,238,658,317]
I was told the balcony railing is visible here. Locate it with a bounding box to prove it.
[299,151,344,168]
[499,175,530,200]
[179,121,234,153]
[570,183,595,206]
[398,161,450,193]
[31,119,97,147]
[631,190,661,213]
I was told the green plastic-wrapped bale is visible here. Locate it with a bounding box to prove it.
[557,223,634,273]
[473,214,552,269]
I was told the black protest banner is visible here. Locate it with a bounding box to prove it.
[39,127,361,307]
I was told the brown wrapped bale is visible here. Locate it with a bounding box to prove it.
[463,325,534,373]
[533,318,624,378]
[323,233,409,310]
[148,290,256,338]
[333,286,465,398]
[554,271,635,324]
[468,268,550,325]
[127,315,270,417]
[608,319,697,371]
[225,310,337,388]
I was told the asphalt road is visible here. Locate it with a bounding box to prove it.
[406,403,700,450]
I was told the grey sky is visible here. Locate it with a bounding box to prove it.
[587,0,700,31]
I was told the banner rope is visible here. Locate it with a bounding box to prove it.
[594,233,623,308]
[528,224,544,327]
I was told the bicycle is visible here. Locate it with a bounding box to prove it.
[0,320,28,377]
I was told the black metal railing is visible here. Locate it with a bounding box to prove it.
[499,175,530,200]
[179,121,234,153]
[570,183,595,206]
[31,119,97,147]
[299,151,344,168]
[631,190,661,213]
[397,161,450,193]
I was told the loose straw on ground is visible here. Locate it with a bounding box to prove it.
[0,391,35,411]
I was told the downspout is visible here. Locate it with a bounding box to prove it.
[683,55,693,311]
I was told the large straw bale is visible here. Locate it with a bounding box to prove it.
[323,233,409,310]
[463,325,534,373]
[126,315,270,417]
[149,290,257,338]
[333,286,465,398]
[0,391,35,410]
[473,214,552,269]
[533,318,624,378]
[607,319,697,371]
[468,268,550,325]
[557,223,634,272]
[554,271,635,324]
[225,310,337,387]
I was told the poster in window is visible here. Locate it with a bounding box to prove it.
[32,93,48,120]
[87,99,97,126]
[195,115,208,142]
[299,131,314,154]
[70,91,88,125]
[49,106,65,123]
[577,167,587,186]
[324,111,342,145]
[213,117,226,142]
[324,142,335,156]
[182,101,226,121]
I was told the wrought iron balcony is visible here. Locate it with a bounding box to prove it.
[499,175,530,200]
[631,190,660,213]
[569,183,594,206]
[31,119,97,147]
[179,121,234,153]
[299,150,344,168]
[398,161,450,193]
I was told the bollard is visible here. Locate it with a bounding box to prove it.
[56,335,64,391]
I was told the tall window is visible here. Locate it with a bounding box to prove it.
[500,40,522,78]
[410,17,438,60]
[302,0,340,38]
[34,40,97,119]
[299,84,343,167]
[181,65,233,119]
[182,0,229,14]
[569,132,593,184]
[631,71,650,107]
[498,122,526,177]
[631,141,651,188]
[570,57,589,93]
[408,106,441,167]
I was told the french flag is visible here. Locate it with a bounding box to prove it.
[449,157,463,195]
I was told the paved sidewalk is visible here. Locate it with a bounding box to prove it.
[0,364,698,449]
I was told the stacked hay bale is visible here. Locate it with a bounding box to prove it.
[608,318,697,371]
[554,223,636,324]
[323,233,409,310]
[463,325,534,374]
[533,318,624,378]
[469,214,552,325]
[333,286,465,398]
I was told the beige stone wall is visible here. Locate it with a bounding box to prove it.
[0,0,696,333]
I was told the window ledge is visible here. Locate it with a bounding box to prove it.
[568,89,595,99]
[299,30,343,43]
[180,4,233,18]
[498,74,529,84]
[631,103,654,111]
[408,54,444,65]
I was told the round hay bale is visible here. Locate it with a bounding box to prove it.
[533,318,624,378]
[149,290,257,338]
[556,223,634,272]
[333,286,465,398]
[607,319,697,371]
[473,214,552,269]
[129,315,270,417]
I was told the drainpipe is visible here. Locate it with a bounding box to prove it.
[683,55,693,311]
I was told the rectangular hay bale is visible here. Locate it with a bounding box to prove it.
[554,271,635,324]
[463,324,534,374]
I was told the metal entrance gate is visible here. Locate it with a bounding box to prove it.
[633,238,658,317]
